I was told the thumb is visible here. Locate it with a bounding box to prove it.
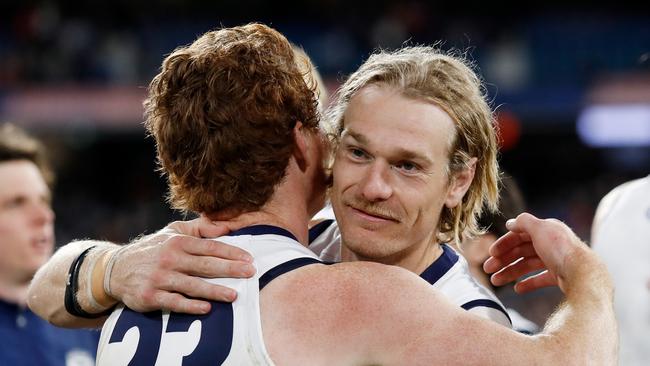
[166,218,224,238]
[196,215,231,238]
[505,212,541,235]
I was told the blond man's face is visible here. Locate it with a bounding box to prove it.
[330,85,464,264]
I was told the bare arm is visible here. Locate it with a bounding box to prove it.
[482,213,616,364]
[384,213,615,364]
[28,240,115,328]
[279,213,617,365]
[27,217,255,328]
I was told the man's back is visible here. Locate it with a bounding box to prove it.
[96,225,323,365]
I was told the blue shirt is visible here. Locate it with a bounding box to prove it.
[0,298,99,366]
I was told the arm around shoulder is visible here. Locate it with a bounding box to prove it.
[269,216,617,366]
[359,256,615,366]
[263,261,537,365]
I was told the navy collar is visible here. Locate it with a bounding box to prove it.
[418,244,459,285]
[308,219,335,243]
[229,225,298,242]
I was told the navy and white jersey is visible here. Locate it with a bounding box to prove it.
[96,225,322,366]
[310,206,512,327]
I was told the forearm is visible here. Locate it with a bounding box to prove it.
[450,292,614,366]
[27,240,121,328]
[533,252,617,365]
[485,279,615,365]
[482,214,618,365]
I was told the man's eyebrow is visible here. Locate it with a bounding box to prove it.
[342,130,368,145]
[393,148,434,165]
[343,129,435,166]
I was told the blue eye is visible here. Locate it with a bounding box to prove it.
[351,148,365,158]
[395,161,420,174]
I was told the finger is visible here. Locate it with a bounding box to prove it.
[490,256,546,286]
[504,212,547,237]
[154,292,213,315]
[513,271,558,294]
[488,231,531,257]
[174,255,256,278]
[483,242,537,273]
[211,219,249,234]
[167,218,229,238]
[157,273,239,303]
[196,216,231,238]
[517,231,531,243]
[157,236,255,277]
[182,237,253,263]
[492,256,546,285]
[166,220,198,236]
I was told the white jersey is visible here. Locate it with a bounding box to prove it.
[96,225,321,366]
[311,206,512,327]
[592,176,650,366]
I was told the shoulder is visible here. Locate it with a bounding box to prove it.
[267,261,432,315]
[592,176,649,241]
[261,261,459,364]
[264,261,532,365]
[595,177,648,219]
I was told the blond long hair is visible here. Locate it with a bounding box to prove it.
[327,46,500,244]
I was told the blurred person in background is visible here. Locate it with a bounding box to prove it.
[592,175,650,366]
[452,175,539,334]
[0,123,97,366]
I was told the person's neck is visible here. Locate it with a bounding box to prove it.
[0,275,29,306]
[207,174,312,246]
[212,206,310,246]
[341,237,444,275]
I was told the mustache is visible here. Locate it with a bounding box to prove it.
[345,198,401,221]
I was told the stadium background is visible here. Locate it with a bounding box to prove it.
[2,1,649,325]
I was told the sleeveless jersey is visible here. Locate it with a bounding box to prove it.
[96,225,321,366]
[310,206,512,327]
[592,176,650,366]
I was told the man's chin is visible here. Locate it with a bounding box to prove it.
[342,231,393,259]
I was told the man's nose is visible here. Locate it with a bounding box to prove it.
[359,162,393,202]
[31,201,55,226]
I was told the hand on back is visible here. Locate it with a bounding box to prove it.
[109,216,255,314]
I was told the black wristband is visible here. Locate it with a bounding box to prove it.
[64,246,115,318]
